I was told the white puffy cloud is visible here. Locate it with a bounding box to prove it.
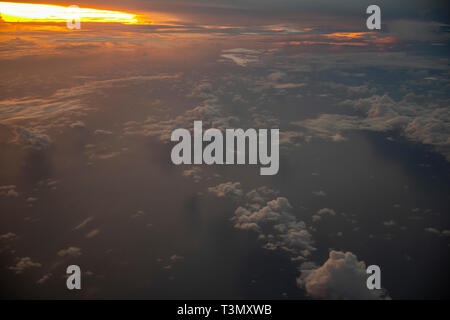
[208,182,315,261]
[297,251,389,300]
[234,197,315,260]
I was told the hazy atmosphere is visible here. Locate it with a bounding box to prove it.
[0,0,449,299]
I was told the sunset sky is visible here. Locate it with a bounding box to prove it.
[0,1,449,299]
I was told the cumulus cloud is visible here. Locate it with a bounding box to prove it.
[13,127,52,150]
[312,208,336,222]
[182,167,203,183]
[57,247,82,257]
[123,101,238,141]
[297,251,389,300]
[209,182,315,261]
[121,77,283,147]
[245,186,279,207]
[279,131,305,148]
[208,182,244,199]
[234,197,316,259]
[207,182,393,297]
[9,257,42,274]
[293,94,450,161]
[0,185,18,197]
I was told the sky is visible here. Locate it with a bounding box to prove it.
[0,1,449,299]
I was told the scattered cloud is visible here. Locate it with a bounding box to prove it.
[0,185,18,197]
[9,257,42,274]
[36,273,52,285]
[182,167,203,183]
[209,182,315,261]
[86,229,100,239]
[208,182,244,199]
[170,254,184,262]
[425,227,450,237]
[293,94,450,161]
[312,208,336,222]
[57,247,82,257]
[131,210,146,218]
[74,216,94,230]
[220,48,262,67]
[384,220,396,227]
[94,129,113,135]
[0,232,17,241]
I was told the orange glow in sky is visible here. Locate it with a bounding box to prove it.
[0,2,141,24]
[323,32,372,39]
